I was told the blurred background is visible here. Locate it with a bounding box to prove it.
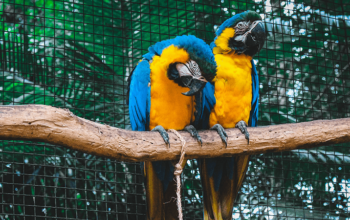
[0,0,350,219]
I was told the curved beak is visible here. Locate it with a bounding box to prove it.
[176,61,208,96]
[181,78,207,96]
[245,21,266,52]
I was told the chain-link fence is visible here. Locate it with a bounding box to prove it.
[1,0,350,219]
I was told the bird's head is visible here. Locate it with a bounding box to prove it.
[167,55,217,96]
[212,10,266,57]
[162,39,217,96]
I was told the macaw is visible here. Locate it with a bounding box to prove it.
[199,11,266,220]
[127,35,217,220]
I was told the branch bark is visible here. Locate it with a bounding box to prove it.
[0,105,349,162]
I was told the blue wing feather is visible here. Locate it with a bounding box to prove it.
[193,82,216,130]
[249,60,259,127]
[201,82,216,129]
[128,60,151,131]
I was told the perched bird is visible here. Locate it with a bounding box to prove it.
[199,11,266,220]
[127,35,217,220]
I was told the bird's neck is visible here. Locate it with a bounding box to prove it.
[213,52,252,81]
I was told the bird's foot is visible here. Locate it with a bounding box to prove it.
[152,125,170,148]
[210,124,228,148]
[184,125,202,146]
[235,121,249,144]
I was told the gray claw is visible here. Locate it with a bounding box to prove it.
[235,121,249,144]
[184,125,202,146]
[210,124,228,147]
[152,125,170,147]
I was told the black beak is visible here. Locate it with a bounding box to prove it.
[181,77,207,96]
[246,22,265,52]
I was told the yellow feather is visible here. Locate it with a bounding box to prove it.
[210,53,253,128]
[149,45,195,130]
[213,28,235,55]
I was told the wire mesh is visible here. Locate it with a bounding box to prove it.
[0,0,350,219]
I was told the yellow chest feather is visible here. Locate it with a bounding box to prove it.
[209,53,253,128]
[149,46,195,130]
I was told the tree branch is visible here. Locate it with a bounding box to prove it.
[0,105,349,162]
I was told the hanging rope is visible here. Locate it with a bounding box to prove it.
[168,129,187,220]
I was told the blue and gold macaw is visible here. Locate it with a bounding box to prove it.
[199,11,266,220]
[127,35,217,220]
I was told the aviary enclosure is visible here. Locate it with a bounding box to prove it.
[0,0,350,219]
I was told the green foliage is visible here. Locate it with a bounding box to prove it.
[0,0,350,219]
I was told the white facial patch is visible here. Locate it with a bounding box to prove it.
[176,60,208,82]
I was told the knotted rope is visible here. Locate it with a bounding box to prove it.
[168,129,186,220]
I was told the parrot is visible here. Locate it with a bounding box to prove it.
[127,35,217,220]
[198,11,266,220]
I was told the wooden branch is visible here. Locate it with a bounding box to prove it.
[0,105,349,162]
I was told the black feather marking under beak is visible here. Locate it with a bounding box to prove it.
[182,78,207,96]
[176,60,208,96]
